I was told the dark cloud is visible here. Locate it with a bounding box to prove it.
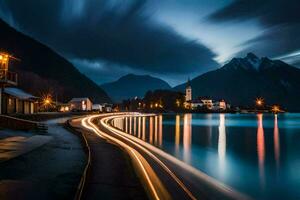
[237,25,300,59]
[0,0,218,81]
[209,0,300,26]
[209,0,300,66]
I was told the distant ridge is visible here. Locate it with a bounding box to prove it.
[0,18,111,103]
[174,53,300,111]
[101,73,171,102]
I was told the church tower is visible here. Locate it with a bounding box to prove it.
[185,78,192,102]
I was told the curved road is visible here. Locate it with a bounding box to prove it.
[77,113,251,200]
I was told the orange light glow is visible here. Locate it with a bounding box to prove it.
[272,105,280,113]
[176,100,180,107]
[256,98,264,106]
[274,115,280,170]
[257,114,265,187]
[45,99,50,104]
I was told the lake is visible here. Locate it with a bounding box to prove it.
[111,113,300,199]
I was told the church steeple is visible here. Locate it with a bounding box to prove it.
[185,78,192,102]
[186,77,191,88]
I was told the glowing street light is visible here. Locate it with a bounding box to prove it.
[256,98,264,106]
[176,99,180,107]
[44,98,51,105]
[42,94,53,106]
[272,105,280,113]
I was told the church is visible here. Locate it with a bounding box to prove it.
[183,79,228,111]
[184,79,192,109]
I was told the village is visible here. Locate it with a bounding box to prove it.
[0,51,282,119]
[0,52,114,116]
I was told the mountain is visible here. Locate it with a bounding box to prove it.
[0,18,111,103]
[175,53,300,111]
[101,74,171,102]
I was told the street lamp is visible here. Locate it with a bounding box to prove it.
[44,98,51,105]
[256,97,264,107]
[272,105,280,113]
[42,95,53,112]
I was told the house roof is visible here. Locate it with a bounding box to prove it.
[190,99,203,103]
[69,97,91,102]
[4,87,37,100]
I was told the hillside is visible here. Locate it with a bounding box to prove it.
[175,53,300,111]
[0,18,111,103]
[101,74,171,102]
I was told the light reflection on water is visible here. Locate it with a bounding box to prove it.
[218,114,226,178]
[112,113,300,199]
[257,114,265,188]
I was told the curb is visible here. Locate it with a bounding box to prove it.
[65,119,91,200]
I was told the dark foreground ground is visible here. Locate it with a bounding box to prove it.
[0,115,148,200]
[0,117,86,200]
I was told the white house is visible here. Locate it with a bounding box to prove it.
[183,78,229,111]
[213,100,227,110]
[69,97,92,111]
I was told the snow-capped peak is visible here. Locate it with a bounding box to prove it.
[245,53,261,70]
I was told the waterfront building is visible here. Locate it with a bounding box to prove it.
[1,87,38,114]
[57,103,70,112]
[69,97,93,111]
[0,52,38,114]
[184,78,230,111]
[200,98,214,110]
[213,100,227,110]
[190,99,203,109]
[101,103,113,112]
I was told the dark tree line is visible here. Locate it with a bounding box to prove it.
[121,89,186,112]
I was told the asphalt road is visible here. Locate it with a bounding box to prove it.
[76,113,251,200]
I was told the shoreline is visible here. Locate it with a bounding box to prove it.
[75,113,252,200]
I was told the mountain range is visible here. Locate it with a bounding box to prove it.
[2,16,299,110]
[101,74,171,102]
[175,53,300,111]
[0,18,111,103]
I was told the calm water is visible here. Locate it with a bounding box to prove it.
[111,113,300,199]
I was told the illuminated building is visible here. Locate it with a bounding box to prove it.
[69,97,92,111]
[0,52,38,114]
[184,78,192,108]
[185,78,192,102]
[1,87,38,114]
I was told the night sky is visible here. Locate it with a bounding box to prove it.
[0,0,299,86]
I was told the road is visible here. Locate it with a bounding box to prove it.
[76,113,251,200]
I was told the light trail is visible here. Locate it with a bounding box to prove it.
[101,115,196,200]
[81,113,251,200]
[101,113,251,200]
[81,114,170,200]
